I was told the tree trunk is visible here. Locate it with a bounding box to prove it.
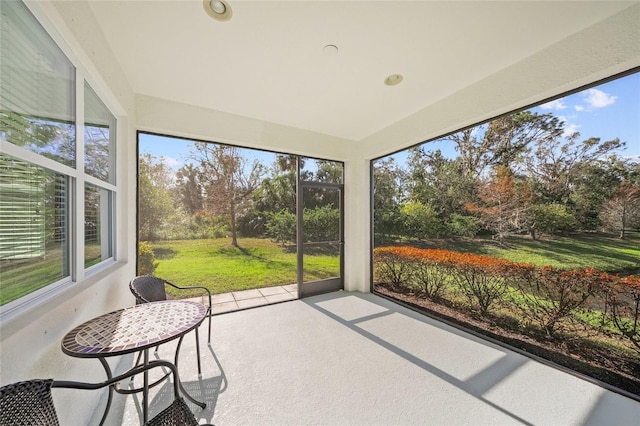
[230,198,238,247]
[620,203,627,239]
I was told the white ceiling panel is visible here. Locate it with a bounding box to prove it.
[85,1,636,141]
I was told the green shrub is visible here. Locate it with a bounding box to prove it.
[265,210,296,245]
[448,214,480,238]
[138,241,159,275]
[532,203,577,236]
[400,201,443,239]
[303,205,340,242]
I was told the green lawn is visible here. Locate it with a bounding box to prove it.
[3,232,636,306]
[406,232,640,273]
[150,238,339,296]
[0,245,68,306]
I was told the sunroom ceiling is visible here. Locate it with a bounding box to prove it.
[85,1,635,142]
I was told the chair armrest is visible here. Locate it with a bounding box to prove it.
[165,281,212,309]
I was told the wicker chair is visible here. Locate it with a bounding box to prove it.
[129,276,212,375]
[0,361,212,426]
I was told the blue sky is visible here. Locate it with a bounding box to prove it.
[392,72,640,163]
[140,72,639,168]
[138,135,278,172]
[533,72,640,159]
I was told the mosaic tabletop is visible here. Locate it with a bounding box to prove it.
[61,301,207,357]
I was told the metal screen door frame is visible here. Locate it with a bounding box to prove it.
[296,168,344,298]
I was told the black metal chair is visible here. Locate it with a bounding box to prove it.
[0,361,212,426]
[129,276,212,375]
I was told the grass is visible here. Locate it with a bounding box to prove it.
[408,232,640,273]
[1,248,67,305]
[0,242,104,305]
[151,238,339,296]
[3,232,636,305]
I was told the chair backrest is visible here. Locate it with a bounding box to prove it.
[129,276,168,304]
[0,379,60,426]
[1,362,209,426]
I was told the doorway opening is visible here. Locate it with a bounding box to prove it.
[137,132,344,313]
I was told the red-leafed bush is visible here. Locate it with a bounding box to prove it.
[516,266,612,335]
[373,247,414,290]
[374,247,527,315]
[604,275,640,354]
[402,248,456,300]
[447,252,525,316]
[373,245,640,368]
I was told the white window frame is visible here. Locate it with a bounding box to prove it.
[0,0,120,318]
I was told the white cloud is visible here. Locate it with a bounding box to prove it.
[540,99,567,110]
[574,105,584,112]
[563,123,580,137]
[584,88,617,108]
[163,156,183,170]
[557,115,579,137]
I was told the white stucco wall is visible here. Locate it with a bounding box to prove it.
[136,95,353,161]
[0,1,137,424]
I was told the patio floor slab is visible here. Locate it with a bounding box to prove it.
[188,285,299,315]
[100,291,640,425]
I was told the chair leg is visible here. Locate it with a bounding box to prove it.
[195,328,202,376]
[207,312,212,344]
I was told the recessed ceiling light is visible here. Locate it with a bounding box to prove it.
[203,0,232,22]
[323,44,339,56]
[384,74,403,86]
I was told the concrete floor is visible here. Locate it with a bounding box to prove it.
[100,291,640,425]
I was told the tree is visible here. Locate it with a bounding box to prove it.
[243,154,297,237]
[570,157,630,230]
[313,159,343,184]
[303,204,340,242]
[174,163,203,216]
[466,166,532,243]
[138,154,174,241]
[301,159,342,211]
[406,148,475,221]
[4,115,76,167]
[254,155,297,214]
[190,143,265,247]
[448,111,563,178]
[600,181,640,239]
[373,158,405,242]
[448,213,480,238]
[526,133,624,205]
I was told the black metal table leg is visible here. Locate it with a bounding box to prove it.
[143,349,149,423]
[98,357,113,426]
